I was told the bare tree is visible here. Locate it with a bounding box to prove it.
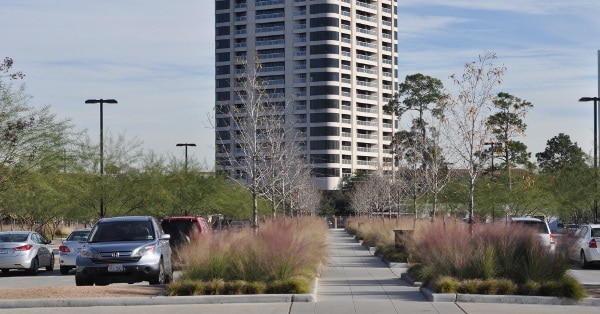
[442,52,506,224]
[215,57,306,228]
[349,171,393,218]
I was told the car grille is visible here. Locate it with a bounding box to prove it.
[91,251,141,264]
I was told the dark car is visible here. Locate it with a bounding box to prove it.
[75,216,173,286]
[161,216,210,250]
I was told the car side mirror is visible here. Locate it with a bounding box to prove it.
[160,234,171,240]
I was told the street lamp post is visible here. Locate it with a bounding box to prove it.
[484,141,502,221]
[579,97,599,223]
[484,141,502,178]
[85,98,118,218]
[176,143,196,171]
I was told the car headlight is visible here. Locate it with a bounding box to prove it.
[79,248,98,258]
[132,245,155,257]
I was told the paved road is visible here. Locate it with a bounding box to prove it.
[1,229,600,313]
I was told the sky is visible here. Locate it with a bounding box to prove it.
[2,0,600,169]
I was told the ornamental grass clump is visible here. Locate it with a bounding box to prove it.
[404,220,584,299]
[345,217,413,262]
[169,217,327,295]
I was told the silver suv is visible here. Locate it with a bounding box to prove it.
[75,216,173,286]
[510,217,556,251]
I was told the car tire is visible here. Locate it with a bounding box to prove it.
[75,274,93,286]
[580,250,590,269]
[46,253,55,271]
[149,259,165,285]
[60,266,70,275]
[27,257,39,275]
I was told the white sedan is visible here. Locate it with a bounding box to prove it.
[573,224,600,268]
[0,231,55,275]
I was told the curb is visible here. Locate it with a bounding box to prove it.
[419,286,600,306]
[0,293,316,309]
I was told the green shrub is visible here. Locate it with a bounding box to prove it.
[166,279,204,296]
[495,278,517,295]
[375,244,409,263]
[458,279,484,294]
[433,276,458,293]
[519,280,540,296]
[557,276,587,300]
[267,277,310,294]
[204,279,225,295]
[223,280,247,295]
[246,281,267,294]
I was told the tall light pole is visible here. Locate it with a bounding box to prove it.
[85,98,118,218]
[484,141,502,178]
[579,97,599,223]
[176,143,196,171]
[484,141,502,221]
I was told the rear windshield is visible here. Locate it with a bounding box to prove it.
[512,221,549,234]
[592,228,600,238]
[162,220,195,236]
[89,221,154,242]
[66,230,90,241]
[0,234,28,242]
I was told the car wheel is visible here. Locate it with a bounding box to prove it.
[149,259,165,285]
[27,257,39,275]
[75,274,93,286]
[580,250,590,269]
[46,253,55,271]
[60,266,70,275]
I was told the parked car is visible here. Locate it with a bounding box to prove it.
[0,231,54,275]
[573,224,600,268]
[58,228,91,275]
[75,216,173,286]
[510,217,556,251]
[161,216,210,250]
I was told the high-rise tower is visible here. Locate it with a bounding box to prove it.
[215,0,398,190]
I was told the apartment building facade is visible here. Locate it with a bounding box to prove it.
[214,0,398,190]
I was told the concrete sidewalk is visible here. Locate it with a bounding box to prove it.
[2,229,599,313]
[309,229,597,314]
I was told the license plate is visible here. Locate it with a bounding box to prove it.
[107,264,124,272]
[0,249,6,254]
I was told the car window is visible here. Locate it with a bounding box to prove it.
[10,234,28,242]
[591,228,600,238]
[512,221,548,234]
[89,221,154,242]
[66,230,90,241]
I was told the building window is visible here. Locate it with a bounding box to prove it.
[310,126,339,136]
[310,85,339,96]
[310,140,340,150]
[310,45,339,55]
[309,17,339,28]
[310,99,339,109]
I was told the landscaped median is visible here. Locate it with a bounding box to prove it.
[346,217,600,306]
[166,217,327,297]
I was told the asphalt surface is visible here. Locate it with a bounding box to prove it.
[2,229,600,313]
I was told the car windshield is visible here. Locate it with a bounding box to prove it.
[66,230,90,241]
[88,221,154,242]
[592,228,600,238]
[513,221,548,234]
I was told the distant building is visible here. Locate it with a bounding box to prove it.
[214,0,399,190]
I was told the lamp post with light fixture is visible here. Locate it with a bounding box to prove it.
[176,143,196,172]
[85,98,117,218]
[579,96,599,223]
